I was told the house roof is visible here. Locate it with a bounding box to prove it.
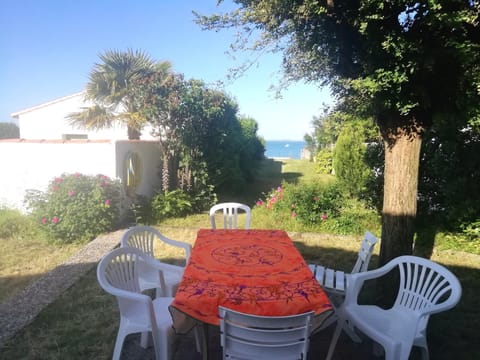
[10,91,86,118]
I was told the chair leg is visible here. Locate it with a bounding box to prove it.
[193,325,203,353]
[152,327,172,360]
[326,319,344,360]
[112,328,127,360]
[419,345,429,360]
[140,331,150,348]
[343,320,362,343]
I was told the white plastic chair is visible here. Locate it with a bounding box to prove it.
[326,255,462,360]
[219,306,313,360]
[308,231,378,341]
[309,231,378,301]
[209,202,252,229]
[97,247,175,360]
[121,225,191,297]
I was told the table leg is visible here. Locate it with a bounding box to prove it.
[201,323,209,360]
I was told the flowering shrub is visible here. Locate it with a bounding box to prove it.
[283,182,343,224]
[256,182,343,225]
[25,173,123,243]
[254,181,380,234]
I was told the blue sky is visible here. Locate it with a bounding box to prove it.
[0,0,332,140]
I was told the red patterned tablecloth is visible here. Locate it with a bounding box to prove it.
[169,229,333,332]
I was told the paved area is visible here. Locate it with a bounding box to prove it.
[122,323,377,359]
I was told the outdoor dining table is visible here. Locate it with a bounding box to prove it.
[169,228,334,359]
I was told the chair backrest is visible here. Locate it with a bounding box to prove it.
[209,202,252,229]
[121,225,191,261]
[351,231,378,274]
[391,255,462,332]
[219,306,313,360]
[97,247,162,326]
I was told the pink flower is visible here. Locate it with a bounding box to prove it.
[256,200,263,206]
[41,217,48,225]
[54,177,63,183]
[68,190,76,197]
[51,216,59,224]
[313,196,319,201]
[321,213,328,221]
[52,185,58,192]
[104,199,111,207]
[277,186,282,192]
[292,212,297,218]
[74,172,81,178]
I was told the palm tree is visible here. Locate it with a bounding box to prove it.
[68,49,172,139]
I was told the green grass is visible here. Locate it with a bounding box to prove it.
[1,159,479,359]
[0,237,82,303]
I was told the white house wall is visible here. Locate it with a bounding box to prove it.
[0,139,162,211]
[12,92,156,141]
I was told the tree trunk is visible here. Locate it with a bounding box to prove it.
[127,126,141,140]
[379,127,423,267]
[161,150,170,193]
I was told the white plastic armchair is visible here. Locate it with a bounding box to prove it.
[326,255,462,360]
[209,202,252,229]
[219,306,313,360]
[121,225,191,297]
[96,247,175,360]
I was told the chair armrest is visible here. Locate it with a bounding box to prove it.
[158,235,192,262]
[101,283,151,305]
[344,261,399,304]
[143,255,185,276]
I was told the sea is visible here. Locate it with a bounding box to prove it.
[264,140,306,159]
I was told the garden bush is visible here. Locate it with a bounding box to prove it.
[25,173,123,243]
[254,181,380,235]
[0,207,38,239]
[315,148,334,175]
[150,189,192,222]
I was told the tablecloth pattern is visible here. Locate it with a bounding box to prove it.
[170,229,333,331]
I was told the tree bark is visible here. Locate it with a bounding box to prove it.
[379,127,422,267]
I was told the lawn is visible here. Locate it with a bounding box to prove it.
[0,237,83,303]
[0,159,479,359]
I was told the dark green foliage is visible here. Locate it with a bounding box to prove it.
[24,173,122,243]
[334,123,371,197]
[417,120,480,234]
[0,122,20,139]
[150,189,192,221]
[126,194,153,225]
[133,72,264,197]
[315,148,333,175]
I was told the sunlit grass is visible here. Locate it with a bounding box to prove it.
[0,237,82,303]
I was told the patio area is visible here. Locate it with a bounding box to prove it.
[122,323,377,360]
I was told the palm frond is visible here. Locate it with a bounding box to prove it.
[67,105,115,130]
